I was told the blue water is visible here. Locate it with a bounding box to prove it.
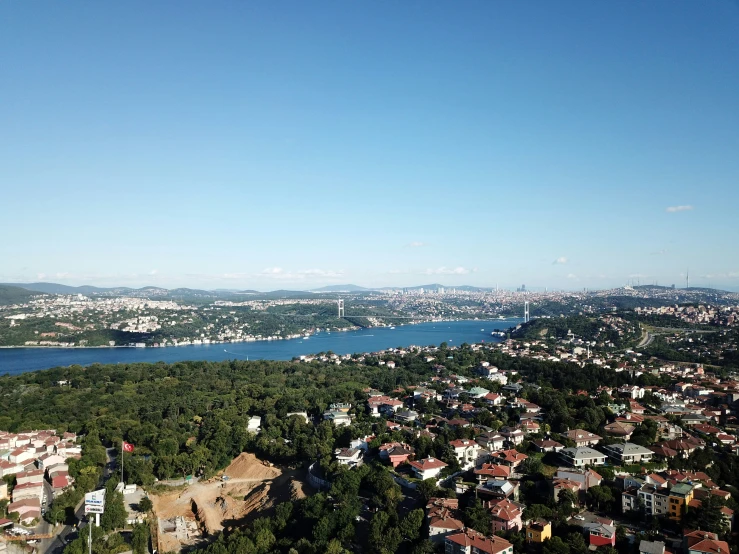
[0,319,522,375]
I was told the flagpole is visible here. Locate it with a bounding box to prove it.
[121,441,124,484]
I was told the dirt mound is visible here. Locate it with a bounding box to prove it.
[224,453,281,480]
[290,479,307,501]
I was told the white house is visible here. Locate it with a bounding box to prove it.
[408,457,448,480]
[449,439,480,469]
[334,448,363,468]
[560,447,607,467]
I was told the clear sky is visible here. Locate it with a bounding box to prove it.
[2,1,738,291]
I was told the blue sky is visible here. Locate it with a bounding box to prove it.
[2,1,738,291]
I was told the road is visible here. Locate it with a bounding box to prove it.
[635,330,654,349]
[42,448,117,554]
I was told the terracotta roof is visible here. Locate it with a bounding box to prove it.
[689,538,730,554]
[446,528,513,554]
[489,499,522,521]
[408,457,448,471]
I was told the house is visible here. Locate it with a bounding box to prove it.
[668,482,694,521]
[638,485,670,516]
[563,429,602,447]
[51,473,71,492]
[323,411,352,427]
[476,433,505,451]
[0,460,24,478]
[622,486,640,513]
[379,443,414,468]
[483,392,505,406]
[685,531,730,554]
[585,522,617,547]
[16,469,44,485]
[449,439,480,469]
[467,387,490,399]
[476,479,518,503]
[474,463,511,483]
[500,427,525,445]
[490,449,528,468]
[555,468,602,491]
[553,479,581,503]
[334,448,363,468]
[532,439,564,453]
[602,442,654,465]
[502,383,523,395]
[638,540,665,554]
[408,457,447,480]
[395,409,419,423]
[560,447,607,467]
[427,498,464,543]
[36,452,66,470]
[11,481,43,502]
[445,528,514,554]
[286,412,310,424]
[7,498,41,525]
[246,416,262,434]
[519,420,540,434]
[8,448,35,465]
[525,520,552,543]
[604,421,635,439]
[489,499,523,533]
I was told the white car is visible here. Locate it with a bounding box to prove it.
[573,515,585,520]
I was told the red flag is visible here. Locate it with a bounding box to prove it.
[122,441,134,452]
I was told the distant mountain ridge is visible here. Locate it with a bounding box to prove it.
[2,281,732,298]
[311,284,373,292]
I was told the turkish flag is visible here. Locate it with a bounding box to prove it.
[122,441,134,452]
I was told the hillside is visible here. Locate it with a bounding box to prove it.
[0,285,42,305]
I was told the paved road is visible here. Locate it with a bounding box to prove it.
[635,331,654,349]
[41,501,85,554]
[42,448,117,554]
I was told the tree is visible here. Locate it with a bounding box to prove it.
[588,485,614,511]
[138,496,153,513]
[557,489,578,517]
[523,503,554,522]
[684,495,728,536]
[521,456,544,476]
[416,479,440,504]
[131,524,149,554]
[368,511,402,554]
[566,532,588,554]
[100,485,127,531]
[464,499,492,535]
[543,536,570,554]
[399,509,424,542]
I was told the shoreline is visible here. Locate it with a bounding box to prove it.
[0,317,516,351]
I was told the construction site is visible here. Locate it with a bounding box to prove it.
[151,453,309,553]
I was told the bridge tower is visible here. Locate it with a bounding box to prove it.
[524,301,530,323]
[337,299,345,317]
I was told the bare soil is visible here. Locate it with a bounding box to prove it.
[150,453,308,552]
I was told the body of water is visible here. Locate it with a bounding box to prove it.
[0,318,524,375]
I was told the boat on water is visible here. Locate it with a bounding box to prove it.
[390,326,396,330]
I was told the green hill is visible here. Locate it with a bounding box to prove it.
[0,285,41,305]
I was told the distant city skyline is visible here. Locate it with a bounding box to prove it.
[2,2,738,292]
